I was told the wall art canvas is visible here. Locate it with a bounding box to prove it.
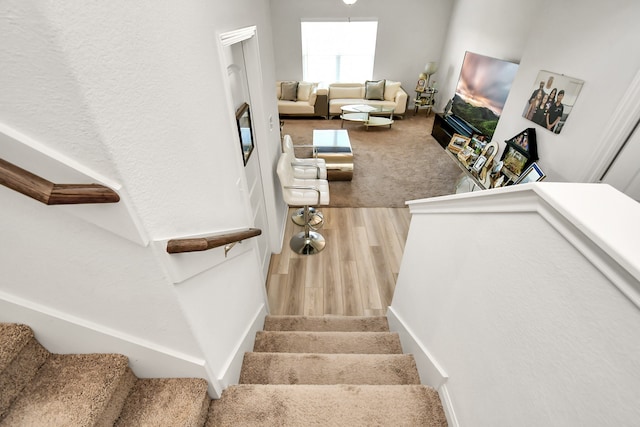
[523,70,584,134]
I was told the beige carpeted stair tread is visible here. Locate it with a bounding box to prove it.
[2,353,136,427]
[264,315,389,332]
[0,324,36,371]
[0,323,50,420]
[254,331,403,354]
[115,378,210,427]
[240,352,421,385]
[206,384,447,427]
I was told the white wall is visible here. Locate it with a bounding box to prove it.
[269,0,454,93]
[0,190,200,356]
[498,0,640,183]
[436,0,640,183]
[391,184,640,426]
[434,0,538,114]
[0,0,280,388]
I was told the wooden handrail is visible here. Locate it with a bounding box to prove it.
[166,228,262,254]
[0,158,120,205]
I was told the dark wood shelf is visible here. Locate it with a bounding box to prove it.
[431,113,473,149]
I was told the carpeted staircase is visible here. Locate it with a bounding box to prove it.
[0,316,447,426]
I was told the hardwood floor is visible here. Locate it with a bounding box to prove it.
[266,207,411,316]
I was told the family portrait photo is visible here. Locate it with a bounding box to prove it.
[523,70,584,134]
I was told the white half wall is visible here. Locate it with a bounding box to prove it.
[169,247,269,396]
[391,183,640,426]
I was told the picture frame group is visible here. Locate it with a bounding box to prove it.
[446,128,546,190]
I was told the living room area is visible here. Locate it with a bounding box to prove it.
[266,0,640,316]
[269,0,639,197]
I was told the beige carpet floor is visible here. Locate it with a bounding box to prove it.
[282,113,461,207]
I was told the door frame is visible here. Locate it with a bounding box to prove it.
[218,26,280,279]
[586,68,640,183]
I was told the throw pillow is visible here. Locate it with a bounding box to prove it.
[365,80,385,100]
[297,82,314,101]
[384,81,402,101]
[281,81,299,101]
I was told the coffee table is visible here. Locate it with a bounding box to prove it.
[312,129,353,181]
[340,104,394,129]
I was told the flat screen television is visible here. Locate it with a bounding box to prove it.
[448,51,519,140]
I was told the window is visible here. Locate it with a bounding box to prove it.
[301,20,378,84]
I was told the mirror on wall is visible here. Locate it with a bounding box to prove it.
[235,102,254,166]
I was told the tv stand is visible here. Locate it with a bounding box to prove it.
[432,113,472,149]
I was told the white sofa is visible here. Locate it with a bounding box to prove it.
[328,81,408,118]
[276,81,328,118]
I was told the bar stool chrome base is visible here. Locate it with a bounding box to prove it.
[290,231,326,255]
[292,207,321,226]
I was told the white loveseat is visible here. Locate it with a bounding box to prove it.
[276,81,328,118]
[328,80,408,118]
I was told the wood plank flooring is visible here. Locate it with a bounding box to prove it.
[266,207,411,316]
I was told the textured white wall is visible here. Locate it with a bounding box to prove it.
[36,1,251,236]
[392,185,640,425]
[0,189,201,356]
[269,0,454,93]
[434,0,538,114]
[0,1,119,179]
[0,0,280,384]
[496,0,640,183]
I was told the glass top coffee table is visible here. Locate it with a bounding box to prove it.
[340,104,395,130]
[312,129,353,181]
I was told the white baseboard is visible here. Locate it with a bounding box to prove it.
[218,304,267,390]
[386,307,459,427]
[438,382,460,427]
[0,293,210,383]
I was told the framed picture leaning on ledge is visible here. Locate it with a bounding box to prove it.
[447,133,470,153]
[500,128,538,181]
[516,162,546,184]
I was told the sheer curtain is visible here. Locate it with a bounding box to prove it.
[301,20,378,84]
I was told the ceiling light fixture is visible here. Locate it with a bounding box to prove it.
[343,0,358,5]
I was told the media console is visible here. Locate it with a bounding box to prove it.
[431,113,475,149]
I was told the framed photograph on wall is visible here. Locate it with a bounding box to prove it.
[522,70,584,134]
[447,133,470,153]
[236,102,255,166]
